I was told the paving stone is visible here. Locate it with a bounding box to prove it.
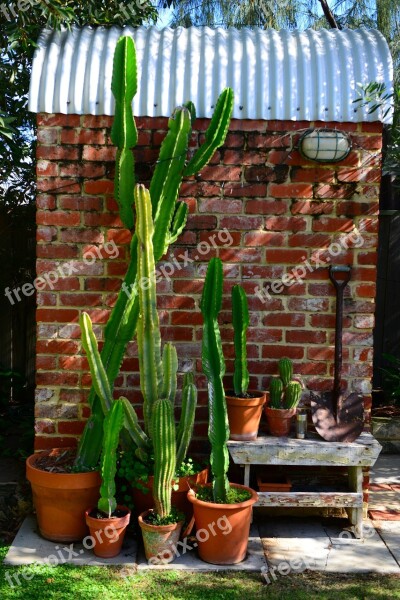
[368,491,400,511]
[375,521,400,565]
[370,455,400,486]
[369,510,400,521]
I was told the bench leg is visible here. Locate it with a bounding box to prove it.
[243,464,250,488]
[347,466,363,539]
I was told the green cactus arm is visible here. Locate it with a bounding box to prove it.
[79,312,112,414]
[278,357,293,388]
[136,184,163,434]
[98,398,125,517]
[110,36,138,230]
[176,378,197,470]
[183,88,234,177]
[269,377,284,409]
[184,100,196,124]
[167,201,188,246]
[285,381,302,409]
[152,398,176,518]
[231,284,250,397]
[200,257,230,503]
[150,107,192,261]
[160,343,178,406]
[119,396,149,451]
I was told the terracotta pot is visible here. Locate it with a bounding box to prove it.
[85,506,131,558]
[132,468,208,520]
[187,483,258,565]
[138,509,184,564]
[265,407,296,437]
[226,391,266,441]
[26,450,101,542]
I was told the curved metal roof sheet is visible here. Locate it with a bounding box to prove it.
[28,26,393,123]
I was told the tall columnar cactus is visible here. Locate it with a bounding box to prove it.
[200,257,230,503]
[152,398,176,518]
[98,399,125,518]
[75,33,234,471]
[232,284,250,397]
[269,358,302,410]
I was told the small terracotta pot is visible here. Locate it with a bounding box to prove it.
[265,407,296,437]
[26,449,101,542]
[226,391,266,441]
[85,506,131,558]
[132,468,208,521]
[187,483,258,565]
[138,510,184,563]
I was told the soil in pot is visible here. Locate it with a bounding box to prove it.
[26,448,101,542]
[226,391,266,441]
[132,468,208,521]
[85,506,131,558]
[187,483,258,565]
[265,407,296,437]
[138,509,184,564]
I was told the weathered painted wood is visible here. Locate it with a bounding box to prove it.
[347,466,364,538]
[255,491,362,508]
[227,432,381,467]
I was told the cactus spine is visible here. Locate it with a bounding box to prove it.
[231,284,250,397]
[200,257,230,503]
[75,33,233,471]
[269,358,302,409]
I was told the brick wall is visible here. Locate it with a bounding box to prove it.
[33,114,382,455]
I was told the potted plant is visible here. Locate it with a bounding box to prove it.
[265,358,302,437]
[371,353,400,452]
[188,258,258,565]
[26,34,233,542]
[225,284,266,441]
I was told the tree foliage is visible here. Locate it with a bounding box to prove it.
[0,1,157,206]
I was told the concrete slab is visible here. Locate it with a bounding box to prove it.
[137,523,267,572]
[370,455,400,486]
[4,516,137,567]
[369,491,400,511]
[375,521,400,566]
[258,516,400,574]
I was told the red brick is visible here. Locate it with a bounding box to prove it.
[224,149,264,165]
[262,346,304,359]
[34,436,79,450]
[245,199,288,214]
[186,215,218,230]
[198,198,242,213]
[286,330,326,344]
[268,149,310,166]
[336,201,378,216]
[224,184,268,198]
[36,372,79,386]
[37,129,59,144]
[59,196,103,211]
[35,420,56,434]
[36,340,80,354]
[37,178,81,194]
[265,217,307,232]
[291,167,335,183]
[37,146,80,161]
[84,309,110,324]
[59,293,103,307]
[170,311,203,325]
[357,252,377,266]
[82,146,116,162]
[244,232,285,246]
[37,160,58,177]
[229,119,267,132]
[314,184,357,200]
[288,233,330,248]
[84,213,122,227]
[263,313,305,327]
[59,356,88,370]
[361,122,383,133]
[36,309,79,323]
[356,284,376,297]
[269,183,313,198]
[37,195,56,210]
[198,231,241,246]
[84,180,115,194]
[81,115,113,128]
[36,356,57,370]
[197,165,242,181]
[248,133,291,149]
[219,216,263,230]
[37,114,81,127]
[291,201,334,215]
[36,211,81,226]
[312,217,354,233]
[58,421,86,435]
[219,248,263,263]
[60,229,104,244]
[352,135,383,150]
[265,249,306,264]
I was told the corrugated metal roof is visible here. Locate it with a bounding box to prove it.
[29,26,393,123]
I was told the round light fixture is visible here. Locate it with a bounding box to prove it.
[299,128,352,163]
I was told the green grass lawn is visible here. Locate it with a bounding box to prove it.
[1,543,400,600]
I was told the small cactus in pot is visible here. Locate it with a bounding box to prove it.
[226,284,266,441]
[266,358,302,437]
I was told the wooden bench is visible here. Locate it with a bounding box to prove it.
[227,432,382,538]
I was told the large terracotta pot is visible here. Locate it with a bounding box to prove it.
[187,483,258,565]
[138,509,184,564]
[265,407,296,437]
[85,506,131,558]
[132,468,208,520]
[26,449,101,542]
[226,391,266,441]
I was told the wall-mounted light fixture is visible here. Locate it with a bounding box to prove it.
[299,128,352,163]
